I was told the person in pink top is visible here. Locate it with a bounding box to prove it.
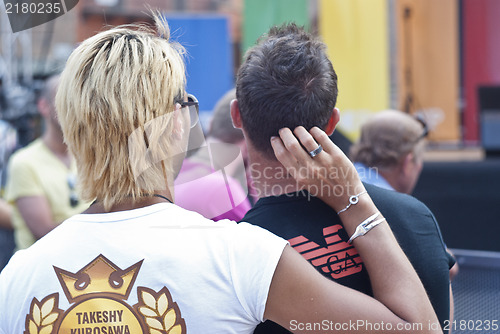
[175,89,253,221]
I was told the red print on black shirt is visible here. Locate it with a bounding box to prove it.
[288,224,363,279]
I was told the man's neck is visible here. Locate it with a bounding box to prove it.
[83,190,174,214]
[378,169,403,193]
[247,152,300,198]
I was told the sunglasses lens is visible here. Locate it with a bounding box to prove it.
[186,94,199,128]
[190,105,199,128]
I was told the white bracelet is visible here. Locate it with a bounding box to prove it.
[348,212,386,244]
[337,190,367,214]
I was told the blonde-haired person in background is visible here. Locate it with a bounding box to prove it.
[0,15,441,333]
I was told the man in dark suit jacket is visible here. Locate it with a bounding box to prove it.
[230,23,454,333]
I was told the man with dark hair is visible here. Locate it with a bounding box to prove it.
[232,23,454,333]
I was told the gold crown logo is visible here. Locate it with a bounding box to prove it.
[54,254,142,303]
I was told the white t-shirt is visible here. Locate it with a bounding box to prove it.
[0,203,287,334]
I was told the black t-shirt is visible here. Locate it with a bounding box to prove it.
[243,183,454,334]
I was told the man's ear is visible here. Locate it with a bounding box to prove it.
[325,108,340,135]
[400,152,414,176]
[230,99,243,129]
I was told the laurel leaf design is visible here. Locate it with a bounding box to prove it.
[28,319,37,334]
[39,324,53,334]
[33,304,41,326]
[139,306,158,317]
[146,317,164,331]
[137,287,185,334]
[41,313,58,326]
[40,297,55,317]
[142,290,157,309]
[163,308,176,330]
[168,324,183,334]
[157,293,168,315]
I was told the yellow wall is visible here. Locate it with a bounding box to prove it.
[319,0,389,140]
[320,0,460,142]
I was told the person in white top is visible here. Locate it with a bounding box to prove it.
[0,13,441,334]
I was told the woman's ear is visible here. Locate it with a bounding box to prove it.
[325,108,340,135]
[230,99,243,129]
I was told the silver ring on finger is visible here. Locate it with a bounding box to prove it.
[308,144,323,158]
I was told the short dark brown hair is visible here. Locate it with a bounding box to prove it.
[236,23,338,158]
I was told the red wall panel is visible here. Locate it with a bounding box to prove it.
[462,0,500,143]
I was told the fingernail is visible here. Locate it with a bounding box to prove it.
[270,136,278,142]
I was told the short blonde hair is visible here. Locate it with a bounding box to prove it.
[56,15,186,210]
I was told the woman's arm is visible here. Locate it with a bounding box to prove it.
[264,126,440,334]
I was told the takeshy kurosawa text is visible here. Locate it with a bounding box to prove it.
[76,310,123,324]
[70,310,131,334]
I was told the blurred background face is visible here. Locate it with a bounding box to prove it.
[37,76,62,133]
[46,98,60,131]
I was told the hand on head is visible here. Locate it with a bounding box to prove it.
[271,126,365,212]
